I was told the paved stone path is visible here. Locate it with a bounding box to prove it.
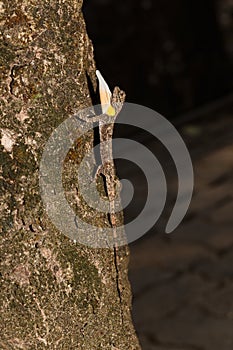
[128,107,233,350]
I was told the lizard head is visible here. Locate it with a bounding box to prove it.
[111,86,126,117]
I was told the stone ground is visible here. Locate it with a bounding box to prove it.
[128,102,233,350]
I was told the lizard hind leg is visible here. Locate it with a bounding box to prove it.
[94,164,104,180]
[94,164,110,199]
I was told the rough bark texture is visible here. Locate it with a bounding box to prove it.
[0,1,141,349]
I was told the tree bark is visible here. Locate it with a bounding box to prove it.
[0,1,141,348]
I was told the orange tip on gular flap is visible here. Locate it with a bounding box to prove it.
[96,70,115,116]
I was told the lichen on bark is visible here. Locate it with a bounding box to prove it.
[0,1,141,349]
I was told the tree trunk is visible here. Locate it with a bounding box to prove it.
[0,1,141,348]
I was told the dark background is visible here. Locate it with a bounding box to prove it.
[83,0,233,118]
[84,1,233,349]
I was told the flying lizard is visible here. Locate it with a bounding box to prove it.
[78,69,126,245]
[78,70,126,321]
[95,69,126,240]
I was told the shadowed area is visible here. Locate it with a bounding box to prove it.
[128,102,233,350]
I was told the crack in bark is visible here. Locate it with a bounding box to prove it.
[8,63,28,98]
[9,65,16,96]
[113,247,124,325]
